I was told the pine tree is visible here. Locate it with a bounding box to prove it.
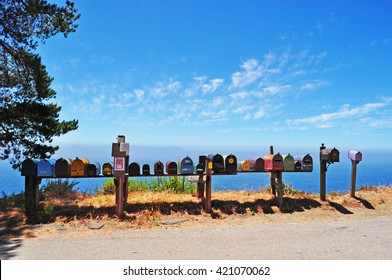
[0,0,80,169]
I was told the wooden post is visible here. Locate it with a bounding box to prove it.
[277,171,283,208]
[320,144,327,201]
[350,161,358,197]
[320,161,327,201]
[115,176,124,218]
[205,159,212,213]
[197,175,205,199]
[25,176,40,216]
[269,145,276,196]
[123,175,129,203]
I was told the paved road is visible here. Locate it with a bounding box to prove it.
[3,217,392,260]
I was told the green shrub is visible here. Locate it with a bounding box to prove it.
[99,177,197,194]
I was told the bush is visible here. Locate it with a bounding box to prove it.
[266,180,299,195]
[40,179,79,199]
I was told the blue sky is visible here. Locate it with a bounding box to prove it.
[40,0,392,155]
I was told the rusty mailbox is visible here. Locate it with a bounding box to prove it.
[263,153,284,171]
[248,157,264,172]
[71,157,89,177]
[55,158,73,177]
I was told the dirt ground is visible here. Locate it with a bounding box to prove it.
[1,186,392,239]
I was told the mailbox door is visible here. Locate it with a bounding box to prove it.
[294,161,302,171]
[330,148,340,162]
[272,154,284,171]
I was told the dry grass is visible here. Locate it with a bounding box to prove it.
[1,186,392,239]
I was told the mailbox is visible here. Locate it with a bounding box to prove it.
[282,154,295,172]
[178,156,194,175]
[320,147,340,163]
[263,153,284,171]
[207,153,224,173]
[248,157,264,172]
[238,160,250,172]
[348,150,362,163]
[142,164,150,175]
[294,154,313,172]
[37,159,56,177]
[294,161,302,172]
[71,157,89,177]
[55,158,73,177]
[129,162,141,176]
[154,161,164,175]
[21,159,39,176]
[223,154,237,174]
[166,161,178,175]
[102,162,113,176]
[85,162,100,177]
[194,163,204,174]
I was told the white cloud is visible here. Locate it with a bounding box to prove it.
[288,101,390,128]
[254,108,266,120]
[230,59,263,89]
[202,78,224,93]
[300,79,328,91]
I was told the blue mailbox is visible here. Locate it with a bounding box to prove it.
[37,159,56,177]
[178,156,194,175]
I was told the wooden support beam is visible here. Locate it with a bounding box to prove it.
[350,161,358,198]
[115,177,124,218]
[205,159,212,213]
[25,176,40,216]
[197,175,205,199]
[320,161,327,201]
[277,171,283,208]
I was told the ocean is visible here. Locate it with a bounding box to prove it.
[1,150,391,196]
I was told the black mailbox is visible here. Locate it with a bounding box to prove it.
[85,162,100,177]
[129,162,141,176]
[207,153,224,173]
[21,159,39,176]
[320,145,339,163]
[223,154,237,174]
[142,164,150,175]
